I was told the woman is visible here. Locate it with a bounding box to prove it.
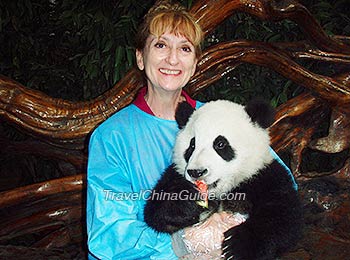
[86,1,238,259]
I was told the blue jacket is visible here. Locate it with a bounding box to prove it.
[86,95,297,259]
[87,93,203,259]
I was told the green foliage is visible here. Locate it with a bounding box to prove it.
[303,0,350,36]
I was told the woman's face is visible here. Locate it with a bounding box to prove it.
[136,32,198,93]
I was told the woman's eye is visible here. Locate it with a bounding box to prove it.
[155,42,166,49]
[181,46,192,52]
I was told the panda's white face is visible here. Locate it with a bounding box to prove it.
[173,100,273,197]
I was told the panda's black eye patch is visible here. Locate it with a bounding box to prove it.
[213,135,235,161]
[184,137,195,162]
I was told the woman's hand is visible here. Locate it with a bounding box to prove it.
[182,211,246,257]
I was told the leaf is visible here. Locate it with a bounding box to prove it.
[103,40,113,53]
[126,48,134,67]
[114,45,123,67]
[266,33,281,42]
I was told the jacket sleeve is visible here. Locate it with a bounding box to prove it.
[269,147,298,190]
[86,128,178,260]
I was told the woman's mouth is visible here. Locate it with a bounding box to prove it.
[159,68,181,75]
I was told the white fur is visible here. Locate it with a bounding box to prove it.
[173,100,273,197]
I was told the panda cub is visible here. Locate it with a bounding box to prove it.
[144,99,303,260]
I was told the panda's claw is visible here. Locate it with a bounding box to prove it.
[222,249,234,260]
[223,235,232,241]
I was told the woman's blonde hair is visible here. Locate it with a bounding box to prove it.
[135,0,203,58]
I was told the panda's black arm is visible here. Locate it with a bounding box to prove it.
[222,160,303,260]
[144,164,204,234]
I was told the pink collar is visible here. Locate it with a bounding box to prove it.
[133,87,196,116]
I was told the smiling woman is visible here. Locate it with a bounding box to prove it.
[135,32,198,119]
[134,1,203,120]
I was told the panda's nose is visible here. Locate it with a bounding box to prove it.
[187,169,208,179]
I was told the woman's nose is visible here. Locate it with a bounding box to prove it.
[166,48,179,65]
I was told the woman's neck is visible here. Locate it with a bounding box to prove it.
[145,88,185,120]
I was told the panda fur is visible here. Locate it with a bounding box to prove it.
[144,99,303,260]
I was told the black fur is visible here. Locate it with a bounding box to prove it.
[245,98,275,129]
[175,102,195,129]
[143,164,207,233]
[221,160,303,260]
[184,137,195,162]
[213,135,235,161]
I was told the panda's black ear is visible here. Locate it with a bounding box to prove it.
[175,102,195,129]
[245,98,275,129]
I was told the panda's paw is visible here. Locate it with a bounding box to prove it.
[222,225,254,260]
